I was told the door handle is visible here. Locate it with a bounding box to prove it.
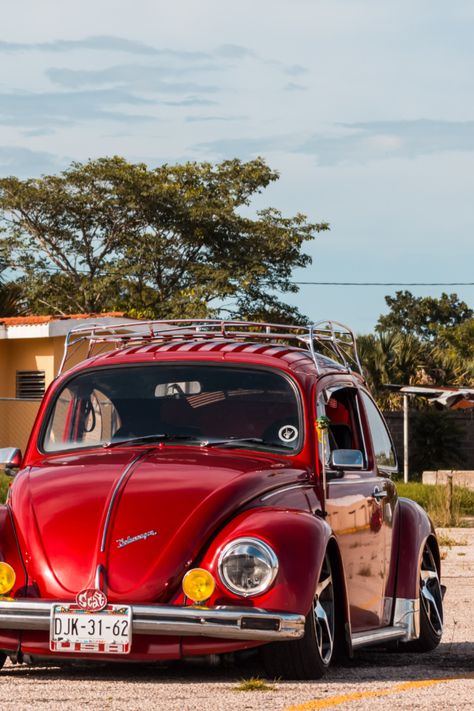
[371,487,386,501]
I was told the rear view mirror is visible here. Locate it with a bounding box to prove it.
[0,448,22,477]
[330,449,364,470]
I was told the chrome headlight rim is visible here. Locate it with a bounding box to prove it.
[217,537,279,597]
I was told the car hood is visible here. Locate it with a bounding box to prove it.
[11,447,307,602]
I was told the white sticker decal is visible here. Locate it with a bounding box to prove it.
[278,425,298,443]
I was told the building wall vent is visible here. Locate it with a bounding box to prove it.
[16,370,46,400]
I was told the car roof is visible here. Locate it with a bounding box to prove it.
[65,338,349,380]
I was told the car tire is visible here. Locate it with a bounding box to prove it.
[401,543,443,653]
[261,553,336,680]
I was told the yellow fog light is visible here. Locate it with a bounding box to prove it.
[0,562,16,595]
[182,568,215,604]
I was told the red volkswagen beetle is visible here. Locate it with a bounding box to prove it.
[0,320,443,678]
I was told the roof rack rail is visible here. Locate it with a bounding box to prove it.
[58,318,363,377]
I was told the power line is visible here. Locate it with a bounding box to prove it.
[293,282,474,286]
[6,264,474,287]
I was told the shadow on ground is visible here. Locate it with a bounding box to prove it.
[3,641,473,685]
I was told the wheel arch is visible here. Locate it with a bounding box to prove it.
[393,497,438,601]
[200,507,334,616]
[325,536,353,658]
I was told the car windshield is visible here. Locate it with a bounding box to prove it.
[43,364,302,453]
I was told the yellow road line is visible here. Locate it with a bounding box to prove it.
[285,678,458,710]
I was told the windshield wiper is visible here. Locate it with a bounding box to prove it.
[205,437,295,450]
[102,433,200,449]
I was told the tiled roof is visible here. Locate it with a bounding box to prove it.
[0,312,125,326]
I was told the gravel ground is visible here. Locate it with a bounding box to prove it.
[1,528,473,711]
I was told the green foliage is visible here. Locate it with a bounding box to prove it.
[432,319,474,384]
[410,410,465,474]
[376,290,472,341]
[357,331,427,408]
[360,294,473,408]
[0,473,10,503]
[396,481,474,527]
[0,156,328,322]
[0,279,27,316]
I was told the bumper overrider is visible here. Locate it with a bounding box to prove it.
[0,600,305,642]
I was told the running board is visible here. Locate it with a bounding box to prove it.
[351,626,407,650]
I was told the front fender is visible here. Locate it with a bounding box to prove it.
[0,504,27,595]
[199,508,332,617]
[393,497,439,600]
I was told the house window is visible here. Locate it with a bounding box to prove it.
[16,370,46,400]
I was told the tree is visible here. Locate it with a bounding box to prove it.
[376,290,472,341]
[357,331,428,408]
[0,157,328,322]
[432,319,474,385]
[0,279,26,316]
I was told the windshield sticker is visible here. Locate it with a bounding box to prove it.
[278,425,298,443]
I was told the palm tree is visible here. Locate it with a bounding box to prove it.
[0,278,27,316]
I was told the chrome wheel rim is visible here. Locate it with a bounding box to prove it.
[314,555,335,665]
[420,545,443,637]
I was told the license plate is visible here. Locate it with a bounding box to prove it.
[50,604,132,654]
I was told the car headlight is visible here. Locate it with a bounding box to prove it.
[218,538,278,597]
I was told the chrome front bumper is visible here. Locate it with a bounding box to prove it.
[0,600,305,642]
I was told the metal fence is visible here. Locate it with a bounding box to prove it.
[0,398,41,453]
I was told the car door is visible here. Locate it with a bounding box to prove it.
[358,388,399,623]
[314,383,393,632]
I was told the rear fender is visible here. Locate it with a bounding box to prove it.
[326,536,353,657]
[198,508,332,617]
[393,497,439,601]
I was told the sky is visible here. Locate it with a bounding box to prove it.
[1,0,473,333]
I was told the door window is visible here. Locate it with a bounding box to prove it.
[319,386,366,470]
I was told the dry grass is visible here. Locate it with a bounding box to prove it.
[396,482,474,527]
[437,532,468,547]
[234,678,275,692]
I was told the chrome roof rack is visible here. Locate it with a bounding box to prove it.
[58,319,363,377]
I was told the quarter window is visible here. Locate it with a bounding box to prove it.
[360,391,397,471]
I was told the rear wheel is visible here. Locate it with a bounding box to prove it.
[402,543,443,652]
[262,553,335,680]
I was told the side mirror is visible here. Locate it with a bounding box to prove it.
[330,449,364,471]
[0,448,22,477]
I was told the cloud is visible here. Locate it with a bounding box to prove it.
[214,44,256,59]
[195,135,288,161]
[163,97,218,107]
[185,115,247,123]
[0,89,156,128]
[284,64,309,76]
[47,65,219,94]
[284,82,307,92]
[199,120,474,165]
[0,36,210,60]
[296,119,474,164]
[0,146,66,177]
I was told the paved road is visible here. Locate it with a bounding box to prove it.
[1,528,473,711]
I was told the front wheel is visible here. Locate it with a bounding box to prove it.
[261,553,335,680]
[402,543,443,652]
